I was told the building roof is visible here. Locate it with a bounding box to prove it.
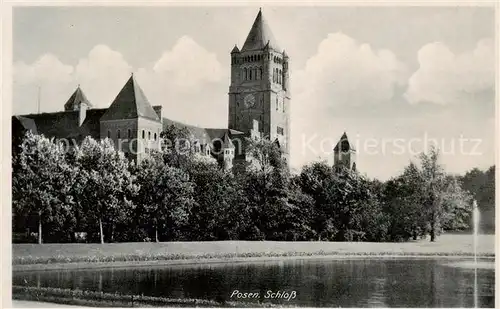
[241,9,280,52]
[231,45,240,53]
[221,132,235,149]
[101,75,160,122]
[13,115,38,134]
[13,108,107,142]
[334,132,356,152]
[64,86,93,111]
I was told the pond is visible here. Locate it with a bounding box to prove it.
[13,258,495,307]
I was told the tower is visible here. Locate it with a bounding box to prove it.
[64,85,93,126]
[221,132,235,171]
[333,132,357,171]
[228,9,291,163]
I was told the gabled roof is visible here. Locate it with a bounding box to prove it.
[64,86,93,111]
[334,132,356,152]
[241,9,280,52]
[101,75,160,122]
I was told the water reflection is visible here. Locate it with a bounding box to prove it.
[13,258,495,308]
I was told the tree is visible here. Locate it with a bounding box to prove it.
[239,138,292,240]
[418,147,447,242]
[160,124,196,169]
[382,162,427,241]
[460,165,495,232]
[12,132,76,244]
[77,137,138,244]
[185,156,244,240]
[135,153,195,242]
[440,176,473,231]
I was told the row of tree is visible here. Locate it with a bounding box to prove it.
[12,129,480,244]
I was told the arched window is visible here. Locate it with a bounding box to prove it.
[142,130,145,139]
[254,68,258,80]
[244,68,247,80]
[107,130,111,138]
[128,129,132,138]
[259,68,263,80]
[154,133,157,141]
[117,129,121,139]
[249,69,252,80]
[148,131,151,140]
[276,97,278,110]
[273,69,276,83]
[279,69,282,84]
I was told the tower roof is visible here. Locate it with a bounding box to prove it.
[64,86,93,111]
[100,75,160,122]
[221,132,235,149]
[231,45,240,53]
[334,132,356,152]
[241,9,280,52]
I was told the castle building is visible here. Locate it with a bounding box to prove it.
[11,9,290,170]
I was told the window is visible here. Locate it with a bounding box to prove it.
[273,69,276,83]
[259,68,263,80]
[277,127,284,135]
[154,133,157,141]
[107,130,111,138]
[148,131,151,140]
[142,130,145,139]
[249,69,252,80]
[244,68,247,80]
[128,129,132,139]
[117,129,121,139]
[276,97,278,110]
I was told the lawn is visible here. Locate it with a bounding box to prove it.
[12,233,495,267]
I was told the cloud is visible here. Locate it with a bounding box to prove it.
[13,54,75,114]
[405,38,494,105]
[13,37,226,125]
[292,32,407,109]
[74,45,133,107]
[289,32,407,170]
[151,36,225,90]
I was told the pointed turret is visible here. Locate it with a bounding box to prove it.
[100,74,160,122]
[221,131,235,171]
[333,132,357,171]
[221,131,235,149]
[334,132,356,152]
[241,9,280,51]
[231,45,240,54]
[64,85,92,111]
[65,85,92,126]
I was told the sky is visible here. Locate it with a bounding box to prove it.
[12,5,496,180]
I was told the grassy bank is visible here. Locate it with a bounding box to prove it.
[12,286,280,308]
[13,234,495,266]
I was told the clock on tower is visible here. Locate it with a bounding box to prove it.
[244,94,255,108]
